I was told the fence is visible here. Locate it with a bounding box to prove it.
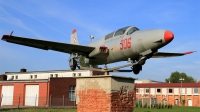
[135,98,169,108]
[0,95,76,108]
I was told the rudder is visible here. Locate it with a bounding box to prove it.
[70,29,79,45]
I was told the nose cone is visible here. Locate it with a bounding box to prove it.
[164,30,174,43]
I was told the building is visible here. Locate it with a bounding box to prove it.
[0,69,199,107]
[135,83,200,106]
[0,69,97,107]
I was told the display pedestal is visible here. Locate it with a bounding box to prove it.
[76,75,136,112]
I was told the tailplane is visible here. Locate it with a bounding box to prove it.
[70,29,79,45]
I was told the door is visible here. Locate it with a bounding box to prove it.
[1,86,14,106]
[25,85,39,106]
[175,99,179,106]
[188,99,192,106]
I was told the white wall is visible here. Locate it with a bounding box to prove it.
[6,70,92,80]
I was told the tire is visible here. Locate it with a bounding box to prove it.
[132,64,142,74]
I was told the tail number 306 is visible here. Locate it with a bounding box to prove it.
[120,37,131,50]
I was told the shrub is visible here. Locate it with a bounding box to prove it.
[139,102,142,108]
[168,104,170,109]
[136,102,138,108]
[161,104,164,109]
[165,104,167,108]
[158,103,161,109]
[156,104,158,109]
[143,102,147,108]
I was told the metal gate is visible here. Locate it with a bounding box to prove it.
[1,85,14,106]
[25,85,39,106]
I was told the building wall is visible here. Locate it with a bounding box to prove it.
[49,77,76,106]
[135,83,200,106]
[0,81,49,107]
[6,70,92,80]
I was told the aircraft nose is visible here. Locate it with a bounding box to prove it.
[164,30,174,43]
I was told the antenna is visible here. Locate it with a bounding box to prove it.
[90,35,94,42]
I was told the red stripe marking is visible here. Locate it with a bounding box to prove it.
[184,51,196,55]
[72,29,76,34]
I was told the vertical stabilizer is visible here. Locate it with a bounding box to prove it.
[70,29,79,45]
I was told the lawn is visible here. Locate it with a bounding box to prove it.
[0,106,200,112]
[134,106,200,112]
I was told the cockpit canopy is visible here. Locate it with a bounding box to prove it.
[105,26,139,40]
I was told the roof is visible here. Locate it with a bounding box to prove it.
[0,79,49,83]
[135,83,200,88]
[75,75,138,80]
[5,69,91,75]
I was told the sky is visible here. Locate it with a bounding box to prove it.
[0,0,200,82]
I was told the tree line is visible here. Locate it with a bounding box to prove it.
[165,71,198,83]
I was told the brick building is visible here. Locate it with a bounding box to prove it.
[135,83,200,106]
[0,69,94,107]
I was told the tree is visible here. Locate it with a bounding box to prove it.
[165,71,196,83]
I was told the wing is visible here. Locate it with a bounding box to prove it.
[152,51,196,58]
[2,34,95,55]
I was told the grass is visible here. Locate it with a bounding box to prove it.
[134,106,200,112]
[0,106,200,112]
[0,108,76,112]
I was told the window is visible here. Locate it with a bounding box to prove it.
[136,88,139,93]
[30,75,33,79]
[15,75,18,80]
[181,88,185,94]
[146,88,149,93]
[114,26,130,37]
[12,76,14,80]
[69,86,75,101]
[168,88,173,93]
[34,75,37,79]
[126,27,139,35]
[105,32,115,40]
[194,88,198,94]
[157,88,161,93]
[55,74,58,77]
[50,74,53,78]
[78,73,81,76]
[73,73,76,77]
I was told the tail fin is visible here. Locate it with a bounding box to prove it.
[70,29,79,45]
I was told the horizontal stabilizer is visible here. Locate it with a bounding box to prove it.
[152,51,196,58]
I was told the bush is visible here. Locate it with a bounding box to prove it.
[168,104,170,109]
[139,102,142,108]
[143,102,147,108]
[136,102,138,108]
[158,103,161,109]
[156,104,158,109]
[161,104,164,109]
[165,104,168,108]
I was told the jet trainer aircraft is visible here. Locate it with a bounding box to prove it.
[2,26,195,74]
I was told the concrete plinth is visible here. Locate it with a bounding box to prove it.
[76,75,136,112]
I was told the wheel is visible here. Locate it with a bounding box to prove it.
[132,64,142,74]
[69,58,77,70]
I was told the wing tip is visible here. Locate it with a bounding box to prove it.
[1,31,14,40]
[1,35,10,40]
[184,51,196,55]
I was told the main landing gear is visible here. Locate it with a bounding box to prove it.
[132,56,146,74]
[69,53,80,71]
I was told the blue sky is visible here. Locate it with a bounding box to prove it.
[0,0,199,81]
